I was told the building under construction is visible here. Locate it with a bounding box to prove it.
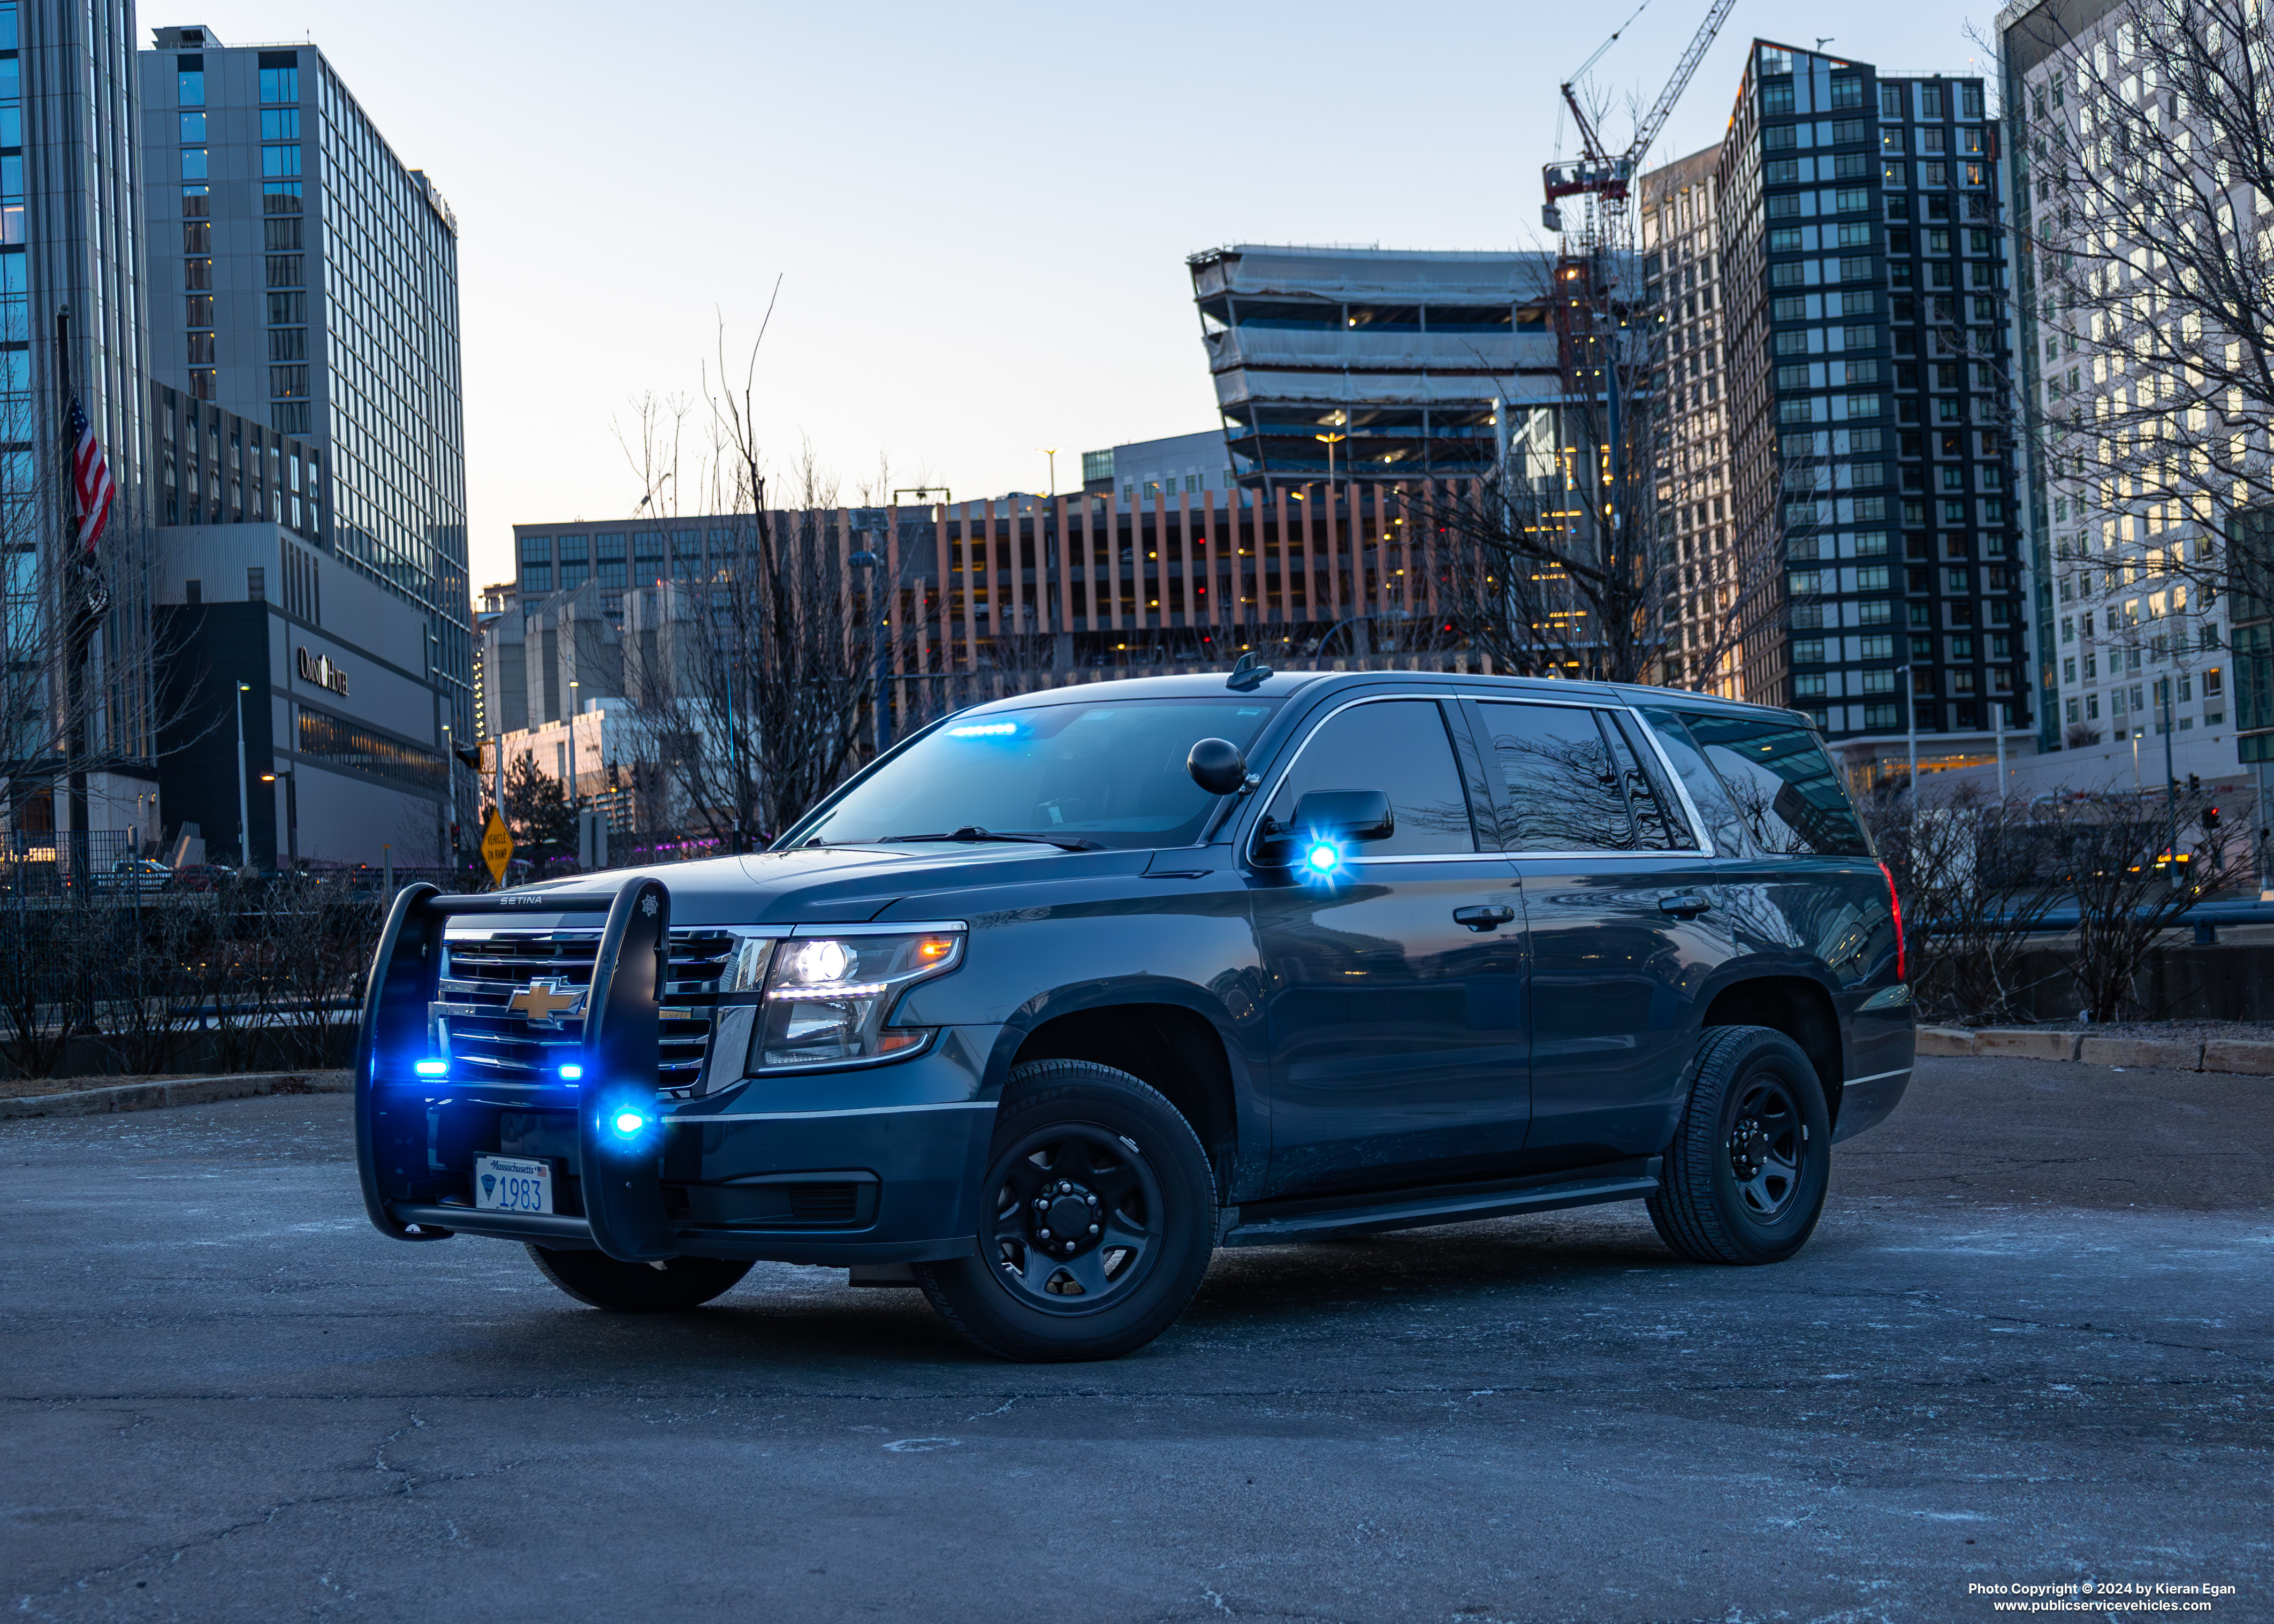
[1188,245,1571,490]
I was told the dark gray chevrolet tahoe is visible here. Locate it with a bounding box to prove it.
[356,669,1914,1361]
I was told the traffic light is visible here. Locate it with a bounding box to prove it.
[2205,806,2221,831]
[2188,774,2201,792]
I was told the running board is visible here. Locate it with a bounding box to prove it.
[1220,1160,1661,1247]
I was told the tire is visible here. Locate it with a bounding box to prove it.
[916,1058,1218,1362]
[527,1245,754,1311]
[1646,1025,1832,1265]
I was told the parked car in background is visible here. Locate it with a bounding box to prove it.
[168,863,230,893]
[91,858,173,895]
[356,670,1913,1363]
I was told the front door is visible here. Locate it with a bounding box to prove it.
[1249,696,1530,1199]
[1469,697,1729,1173]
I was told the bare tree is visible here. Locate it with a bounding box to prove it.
[1863,780,2072,1023]
[615,330,876,848]
[2054,790,2215,1021]
[1413,248,1796,688]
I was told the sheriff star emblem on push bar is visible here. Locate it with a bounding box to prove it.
[507,978,584,1028]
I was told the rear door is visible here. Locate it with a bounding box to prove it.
[1469,698,1733,1171]
[1249,695,1530,1199]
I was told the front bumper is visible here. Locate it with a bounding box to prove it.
[354,882,1001,1266]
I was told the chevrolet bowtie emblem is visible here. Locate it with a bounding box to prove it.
[508,978,584,1027]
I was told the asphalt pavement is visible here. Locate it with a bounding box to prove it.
[4,1056,2268,1624]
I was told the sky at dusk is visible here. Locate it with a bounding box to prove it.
[170,1,2003,588]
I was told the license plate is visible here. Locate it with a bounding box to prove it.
[474,1154,552,1214]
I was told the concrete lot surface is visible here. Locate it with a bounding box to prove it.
[4,1056,2269,1623]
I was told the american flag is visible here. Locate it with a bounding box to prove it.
[67,397,113,555]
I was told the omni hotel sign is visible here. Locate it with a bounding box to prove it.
[296,647,349,697]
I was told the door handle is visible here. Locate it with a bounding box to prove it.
[1453,904,1516,932]
[1658,891,1713,917]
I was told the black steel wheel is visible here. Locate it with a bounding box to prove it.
[1647,1025,1831,1265]
[527,1245,753,1311]
[917,1059,1216,1362]
[984,1121,1166,1311]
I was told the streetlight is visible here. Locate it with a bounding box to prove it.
[1039,447,1060,500]
[260,768,297,868]
[1894,664,1919,799]
[1314,415,1347,492]
[234,682,252,871]
[2158,672,2182,891]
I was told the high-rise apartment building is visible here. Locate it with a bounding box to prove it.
[139,25,471,828]
[1997,0,2258,792]
[9,0,158,845]
[1637,146,1736,696]
[1708,41,2028,784]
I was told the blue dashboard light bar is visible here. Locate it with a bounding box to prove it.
[558,1062,584,1081]
[413,1058,448,1077]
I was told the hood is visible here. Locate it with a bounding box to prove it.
[498,841,1158,928]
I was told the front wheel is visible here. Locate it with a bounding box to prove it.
[916,1059,1217,1362]
[1647,1025,1831,1265]
[527,1245,754,1311]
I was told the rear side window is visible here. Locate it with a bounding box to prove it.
[1607,713,1696,850]
[1263,698,1477,855]
[1477,702,1685,852]
[1637,705,1750,854]
[1678,711,1872,857]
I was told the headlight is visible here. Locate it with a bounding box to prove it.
[755,930,963,1071]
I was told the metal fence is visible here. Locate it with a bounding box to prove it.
[0,864,486,1081]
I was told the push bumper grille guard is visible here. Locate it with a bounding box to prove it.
[354,876,678,1261]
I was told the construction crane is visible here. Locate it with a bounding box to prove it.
[1541,0,1740,235]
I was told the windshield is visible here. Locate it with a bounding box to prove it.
[798,698,1284,850]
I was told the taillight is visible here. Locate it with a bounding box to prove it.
[1880,860,1906,983]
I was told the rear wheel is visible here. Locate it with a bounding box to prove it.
[1647,1025,1831,1265]
[527,1245,753,1311]
[916,1059,1216,1362]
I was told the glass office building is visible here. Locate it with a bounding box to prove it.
[140,26,470,825]
[12,0,158,840]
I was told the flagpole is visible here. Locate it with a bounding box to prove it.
[55,307,89,886]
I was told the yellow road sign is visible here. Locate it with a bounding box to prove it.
[481,807,514,887]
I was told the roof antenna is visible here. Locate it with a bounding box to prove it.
[1226,650,1272,691]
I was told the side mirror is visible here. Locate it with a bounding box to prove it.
[1291,790,1394,844]
[1188,737,1248,795]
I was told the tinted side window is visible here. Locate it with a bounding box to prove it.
[1607,713,1694,850]
[1264,699,1476,855]
[1679,712,1872,857]
[1478,702,1637,852]
[1637,705,1750,855]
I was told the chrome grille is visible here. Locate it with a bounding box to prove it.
[437,927,744,1095]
